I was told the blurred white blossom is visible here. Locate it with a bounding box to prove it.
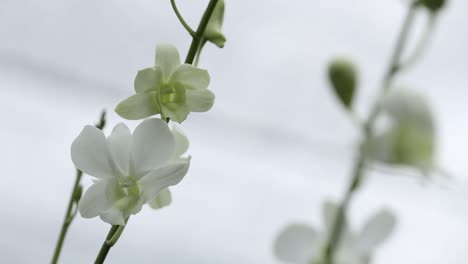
[274,201,396,264]
[364,89,436,172]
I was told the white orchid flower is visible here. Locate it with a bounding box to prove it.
[274,201,396,264]
[71,118,190,225]
[364,89,436,171]
[115,44,215,123]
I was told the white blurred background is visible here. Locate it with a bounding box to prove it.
[1,0,467,263]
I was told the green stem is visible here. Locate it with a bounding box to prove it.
[51,170,82,264]
[366,4,418,128]
[170,0,196,37]
[51,110,106,264]
[193,39,207,67]
[94,225,120,264]
[323,4,420,264]
[184,0,219,64]
[399,15,436,72]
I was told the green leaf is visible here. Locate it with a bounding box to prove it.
[328,58,358,109]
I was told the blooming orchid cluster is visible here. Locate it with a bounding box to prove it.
[71,43,216,225]
[51,2,226,263]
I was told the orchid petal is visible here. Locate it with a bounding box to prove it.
[274,224,320,264]
[357,209,396,252]
[139,161,189,203]
[78,179,113,218]
[134,67,163,93]
[115,92,160,120]
[155,44,180,80]
[131,118,175,175]
[170,64,210,90]
[71,125,114,178]
[149,188,172,209]
[107,123,132,176]
[186,89,215,112]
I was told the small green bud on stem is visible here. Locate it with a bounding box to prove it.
[72,184,83,202]
[327,58,358,109]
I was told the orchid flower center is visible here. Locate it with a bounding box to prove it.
[114,176,141,211]
[159,83,185,111]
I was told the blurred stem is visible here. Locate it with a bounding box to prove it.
[323,4,421,264]
[399,15,436,72]
[170,0,196,37]
[51,110,106,264]
[185,0,219,64]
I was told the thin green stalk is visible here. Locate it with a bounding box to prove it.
[193,39,207,67]
[170,0,196,37]
[92,2,220,262]
[399,15,436,73]
[94,225,120,264]
[184,0,219,64]
[51,170,82,264]
[51,111,106,264]
[323,4,420,264]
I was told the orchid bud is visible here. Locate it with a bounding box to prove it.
[73,184,83,202]
[204,0,226,48]
[328,58,358,109]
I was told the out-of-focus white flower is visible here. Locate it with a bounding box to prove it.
[71,118,190,225]
[274,201,396,264]
[364,89,436,172]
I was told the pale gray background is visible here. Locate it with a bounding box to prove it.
[1,0,467,263]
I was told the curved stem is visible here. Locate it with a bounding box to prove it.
[51,110,106,264]
[399,15,436,72]
[170,0,196,37]
[323,4,420,264]
[185,0,219,64]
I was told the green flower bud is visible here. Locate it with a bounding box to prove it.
[204,0,226,48]
[417,0,446,13]
[73,184,83,202]
[327,58,358,109]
